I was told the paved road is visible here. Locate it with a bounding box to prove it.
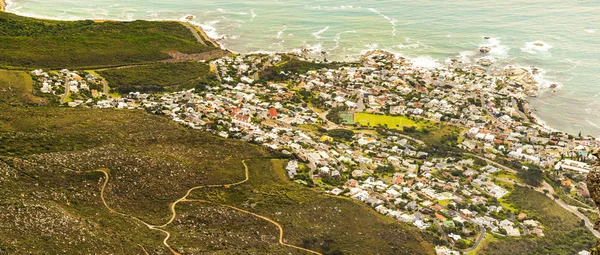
[355,93,365,112]
[480,94,498,122]
[60,76,70,104]
[101,79,108,95]
[464,152,516,174]
[511,97,528,121]
[499,177,600,239]
[433,219,449,244]
[538,181,600,238]
[181,22,207,46]
[459,223,487,253]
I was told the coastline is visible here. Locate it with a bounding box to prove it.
[0,8,571,136]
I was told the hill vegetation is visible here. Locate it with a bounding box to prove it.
[98,62,215,93]
[480,186,595,255]
[0,12,214,69]
[0,71,434,254]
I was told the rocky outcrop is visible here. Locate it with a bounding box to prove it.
[504,67,539,94]
[479,46,491,53]
[587,149,600,254]
[470,66,487,75]
[477,58,492,67]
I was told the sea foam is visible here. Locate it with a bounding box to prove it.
[520,41,552,54]
[312,26,330,39]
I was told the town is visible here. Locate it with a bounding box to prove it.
[29,51,600,254]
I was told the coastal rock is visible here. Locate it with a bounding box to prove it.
[549,83,559,89]
[484,36,491,39]
[470,66,487,75]
[504,67,539,93]
[479,46,491,53]
[186,15,195,20]
[477,58,493,66]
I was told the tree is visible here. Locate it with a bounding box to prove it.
[517,167,544,187]
[375,165,395,174]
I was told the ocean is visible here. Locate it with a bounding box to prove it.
[5,0,600,136]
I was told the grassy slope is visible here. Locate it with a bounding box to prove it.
[98,62,211,93]
[180,159,435,255]
[0,12,213,69]
[0,73,434,254]
[0,69,46,106]
[480,186,596,255]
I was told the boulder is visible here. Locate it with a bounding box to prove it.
[477,58,492,66]
[470,66,487,75]
[479,46,491,53]
[504,67,539,93]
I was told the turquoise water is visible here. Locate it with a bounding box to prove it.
[6,0,600,136]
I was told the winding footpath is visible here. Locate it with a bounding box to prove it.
[93,160,321,255]
[187,199,322,255]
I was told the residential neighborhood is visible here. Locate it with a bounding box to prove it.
[30,51,600,253]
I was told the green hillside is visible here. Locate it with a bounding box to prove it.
[0,12,214,69]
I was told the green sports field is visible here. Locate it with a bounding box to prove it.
[354,113,419,129]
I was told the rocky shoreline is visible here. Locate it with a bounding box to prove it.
[1,9,560,135]
[1,0,6,12]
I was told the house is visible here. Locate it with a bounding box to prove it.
[443,220,455,228]
[435,246,460,255]
[448,233,461,242]
[268,107,278,118]
[286,160,299,178]
[459,209,473,217]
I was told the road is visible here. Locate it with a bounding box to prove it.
[480,94,498,122]
[180,22,207,46]
[511,97,528,121]
[537,182,600,238]
[101,78,108,95]
[499,177,600,239]
[355,93,365,112]
[433,219,449,244]
[60,75,70,104]
[458,223,487,253]
[464,152,516,174]
[180,22,221,48]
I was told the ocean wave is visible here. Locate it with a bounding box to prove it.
[520,41,552,54]
[482,37,509,58]
[216,8,248,15]
[312,26,330,39]
[584,27,596,33]
[305,5,359,11]
[189,21,220,39]
[411,56,440,69]
[368,8,397,36]
[276,25,287,40]
[250,9,257,21]
[332,31,356,50]
[395,43,422,49]
[586,119,600,129]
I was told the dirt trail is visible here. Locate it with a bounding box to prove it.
[4,157,320,254]
[187,199,322,255]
